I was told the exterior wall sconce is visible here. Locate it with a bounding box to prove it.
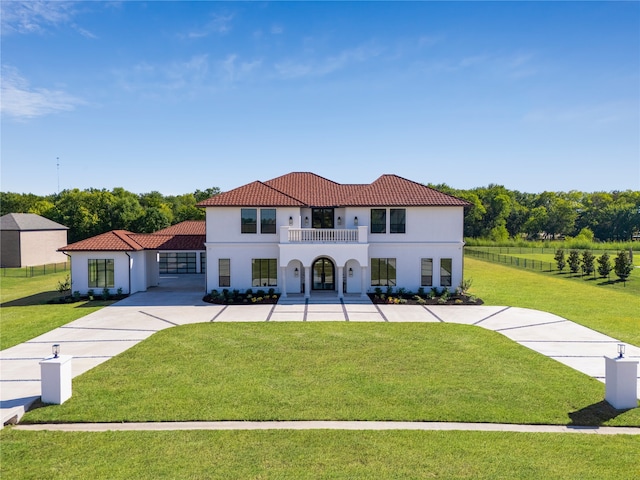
[618,343,626,358]
[289,216,293,226]
[305,216,309,226]
[348,268,353,277]
[294,267,299,277]
[337,216,342,226]
[52,344,60,358]
[354,216,358,226]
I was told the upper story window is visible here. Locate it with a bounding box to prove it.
[390,208,406,234]
[261,209,276,234]
[241,208,257,234]
[371,209,386,234]
[312,208,334,229]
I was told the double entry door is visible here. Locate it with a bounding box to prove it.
[312,258,334,290]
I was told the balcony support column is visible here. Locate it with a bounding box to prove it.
[337,266,344,299]
[304,265,311,299]
[361,266,368,298]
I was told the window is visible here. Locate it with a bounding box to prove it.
[371,258,396,286]
[260,209,276,234]
[421,258,433,286]
[312,208,334,229]
[219,258,230,287]
[159,252,197,273]
[390,208,406,234]
[200,252,206,273]
[440,258,452,287]
[252,258,277,287]
[371,209,386,233]
[88,259,114,288]
[241,208,257,234]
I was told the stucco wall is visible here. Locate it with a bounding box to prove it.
[69,251,132,295]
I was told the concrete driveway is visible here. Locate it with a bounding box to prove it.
[2,278,639,426]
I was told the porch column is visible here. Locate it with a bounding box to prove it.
[281,266,287,298]
[304,265,311,299]
[361,266,368,298]
[337,266,344,299]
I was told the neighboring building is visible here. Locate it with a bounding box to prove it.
[0,213,69,268]
[59,222,205,295]
[197,172,470,299]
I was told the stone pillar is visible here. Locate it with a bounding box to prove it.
[605,355,638,410]
[40,355,73,405]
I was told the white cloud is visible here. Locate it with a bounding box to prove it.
[274,44,383,79]
[0,1,96,38]
[270,24,283,35]
[186,12,234,39]
[0,66,86,119]
[221,54,262,83]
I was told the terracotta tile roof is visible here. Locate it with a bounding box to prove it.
[197,172,469,207]
[129,234,205,250]
[197,181,304,207]
[60,228,205,252]
[59,230,145,252]
[342,174,470,207]
[153,221,205,235]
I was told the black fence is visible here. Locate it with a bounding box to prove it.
[465,248,555,273]
[1,261,70,278]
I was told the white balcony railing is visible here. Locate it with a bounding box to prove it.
[281,227,367,244]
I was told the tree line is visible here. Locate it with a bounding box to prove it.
[1,185,639,244]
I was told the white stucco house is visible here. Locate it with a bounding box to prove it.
[197,172,470,300]
[59,221,205,295]
[59,172,469,299]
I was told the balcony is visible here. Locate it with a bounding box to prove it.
[280,226,368,244]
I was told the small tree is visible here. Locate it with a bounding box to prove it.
[554,249,566,272]
[567,250,581,274]
[581,250,595,276]
[614,250,633,282]
[596,252,613,278]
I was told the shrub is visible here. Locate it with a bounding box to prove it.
[567,250,581,274]
[56,275,71,294]
[102,287,110,300]
[597,252,613,278]
[87,289,95,300]
[417,287,425,296]
[614,250,633,281]
[581,250,595,276]
[413,295,427,305]
[374,287,383,296]
[554,249,566,272]
[386,286,394,296]
[457,278,473,296]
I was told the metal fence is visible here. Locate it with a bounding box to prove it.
[1,261,70,278]
[465,248,556,272]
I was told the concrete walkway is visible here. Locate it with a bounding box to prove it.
[13,420,640,435]
[2,278,639,426]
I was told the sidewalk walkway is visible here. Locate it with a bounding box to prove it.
[13,420,640,435]
[2,286,639,426]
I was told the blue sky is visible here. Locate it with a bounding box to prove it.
[1,1,639,196]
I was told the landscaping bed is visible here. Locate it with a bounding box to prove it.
[203,288,280,305]
[368,286,483,305]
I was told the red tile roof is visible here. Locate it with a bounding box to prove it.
[59,222,206,252]
[197,172,469,207]
[154,221,205,235]
[59,230,146,252]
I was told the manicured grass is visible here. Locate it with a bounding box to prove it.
[21,322,640,426]
[0,272,112,350]
[465,257,640,346]
[2,429,639,479]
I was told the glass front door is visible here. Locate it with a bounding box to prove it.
[313,258,335,290]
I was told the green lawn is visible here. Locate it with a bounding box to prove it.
[465,257,640,346]
[21,322,640,426]
[2,429,638,479]
[0,272,111,350]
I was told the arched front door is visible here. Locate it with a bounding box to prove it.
[312,258,335,290]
